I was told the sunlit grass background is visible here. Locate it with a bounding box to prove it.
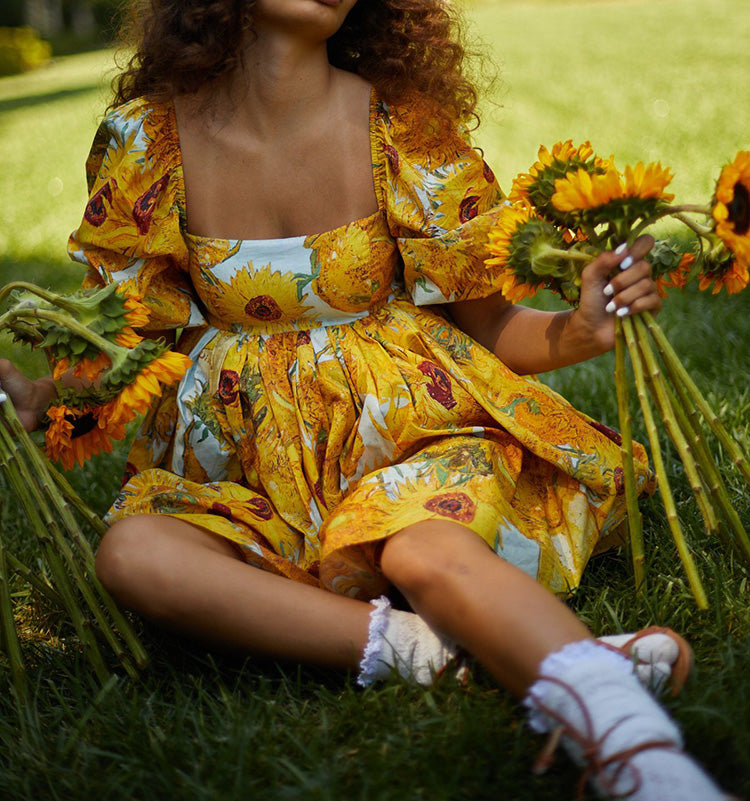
[0,1,749,799]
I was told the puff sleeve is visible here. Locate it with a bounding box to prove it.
[67,98,205,330]
[373,99,507,306]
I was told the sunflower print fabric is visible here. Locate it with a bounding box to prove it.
[68,92,653,600]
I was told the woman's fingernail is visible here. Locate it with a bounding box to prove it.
[0,392,6,403]
[605,300,617,314]
[603,283,614,297]
[616,306,630,317]
[615,243,628,254]
[619,255,634,270]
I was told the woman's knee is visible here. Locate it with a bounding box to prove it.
[95,515,163,604]
[96,514,243,616]
[380,519,485,600]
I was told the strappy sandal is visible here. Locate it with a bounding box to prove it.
[599,626,693,696]
[531,673,736,801]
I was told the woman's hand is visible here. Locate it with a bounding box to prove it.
[571,234,661,354]
[0,359,56,432]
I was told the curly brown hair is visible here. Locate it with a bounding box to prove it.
[111,0,483,125]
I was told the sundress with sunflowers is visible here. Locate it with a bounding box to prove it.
[68,92,652,600]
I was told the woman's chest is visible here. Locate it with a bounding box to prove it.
[177,106,378,242]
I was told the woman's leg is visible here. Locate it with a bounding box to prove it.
[380,519,726,800]
[379,518,591,695]
[96,514,371,669]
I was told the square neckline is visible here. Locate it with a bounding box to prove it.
[168,87,385,246]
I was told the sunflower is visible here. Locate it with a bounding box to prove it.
[308,223,393,312]
[120,291,151,329]
[73,351,112,381]
[655,253,695,297]
[712,151,750,266]
[623,162,675,202]
[44,404,126,470]
[645,240,696,297]
[697,245,749,295]
[104,350,193,424]
[510,140,595,203]
[487,206,541,302]
[212,263,314,328]
[509,141,611,224]
[486,204,576,302]
[552,161,674,231]
[115,326,143,348]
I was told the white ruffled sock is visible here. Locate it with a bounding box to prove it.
[523,639,726,800]
[357,596,458,686]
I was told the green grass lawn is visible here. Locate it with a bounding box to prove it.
[1,1,749,799]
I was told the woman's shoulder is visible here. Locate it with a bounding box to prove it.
[99,97,175,147]
[88,95,181,185]
[372,91,477,170]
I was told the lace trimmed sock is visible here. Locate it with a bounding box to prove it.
[357,596,458,687]
[523,639,726,800]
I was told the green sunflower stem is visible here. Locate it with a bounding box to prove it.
[0,281,84,315]
[671,213,713,238]
[544,247,593,263]
[613,317,646,592]
[664,204,712,217]
[657,359,750,562]
[0,307,125,364]
[43,462,107,538]
[3,403,98,572]
[622,317,709,609]
[0,426,140,680]
[0,398,147,673]
[5,550,65,609]
[643,311,750,486]
[0,422,111,684]
[0,501,27,701]
[632,317,719,536]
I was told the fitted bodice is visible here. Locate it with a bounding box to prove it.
[186,208,402,335]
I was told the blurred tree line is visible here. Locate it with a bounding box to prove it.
[0,0,123,46]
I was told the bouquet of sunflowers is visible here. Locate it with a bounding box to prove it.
[487,144,750,608]
[0,281,191,696]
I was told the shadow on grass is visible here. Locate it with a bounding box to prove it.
[0,84,102,115]
[0,254,85,294]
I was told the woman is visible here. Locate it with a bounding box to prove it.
[0,1,728,797]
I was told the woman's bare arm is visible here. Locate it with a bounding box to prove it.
[450,236,660,375]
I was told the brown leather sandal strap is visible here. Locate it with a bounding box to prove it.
[530,673,681,800]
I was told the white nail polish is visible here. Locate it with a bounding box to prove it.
[603,283,614,297]
[616,306,630,317]
[620,256,634,270]
[0,392,6,403]
[605,300,617,314]
[615,243,628,254]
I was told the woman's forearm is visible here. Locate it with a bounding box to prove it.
[488,305,609,375]
[450,294,609,376]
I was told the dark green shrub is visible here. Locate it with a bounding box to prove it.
[0,0,25,28]
[0,27,51,76]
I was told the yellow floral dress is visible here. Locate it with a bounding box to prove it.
[68,93,652,600]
